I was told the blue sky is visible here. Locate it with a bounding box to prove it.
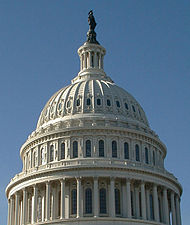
[0,1,190,224]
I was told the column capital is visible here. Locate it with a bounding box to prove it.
[141,180,146,185]
[15,191,21,198]
[153,183,157,188]
[110,176,115,181]
[93,176,99,180]
[32,183,37,188]
[126,178,131,183]
[46,180,50,185]
[60,178,66,183]
[163,186,168,191]
[76,176,82,181]
[22,187,27,192]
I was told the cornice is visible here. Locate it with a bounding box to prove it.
[6,159,182,198]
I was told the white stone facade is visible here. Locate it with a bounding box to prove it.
[6,31,182,225]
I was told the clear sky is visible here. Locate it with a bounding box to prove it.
[0,1,189,224]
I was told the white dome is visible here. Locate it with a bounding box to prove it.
[6,14,182,225]
[37,78,149,129]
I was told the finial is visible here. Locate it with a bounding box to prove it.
[86,10,99,44]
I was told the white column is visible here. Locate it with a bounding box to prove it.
[99,53,102,69]
[60,179,65,219]
[141,182,147,220]
[84,52,87,69]
[134,186,140,219]
[146,189,150,220]
[15,193,20,225]
[163,188,169,225]
[93,177,99,217]
[20,201,23,225]
[153,184,159,222]
[94,52,97,68]
[7,199,10,225]
[77,177,82,218]
[110,177,115,217]
[89,51,92,68]
[176,195,182,225]
[122,183,127,217]
[46,182,50,221]
[80,55,82,71]
[126,179,132,218]
[171,191,176,225]
[41,193,45,222]
[32,185,38,224]
[52,187,56,220]
[10,197,14,225]
[22,188,27,225]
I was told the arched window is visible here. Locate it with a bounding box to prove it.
[76,99,80,106]
[40,148,46,165]
[73,141,78,158]
[153,151,156,166]
[99,188,107,214]
[50,145,54,162]
[61,143,65,160]
[115,188,121,215]
[135,144,140,162]
[116,100,120,108]
[145,147,149,164]
[58,102,62,110]
[107,99,111,106]
[87,98,91,106]
[67,100,71,108]
[132,105,136,112]
[71,189,77,214]
[85,188,92,214]
[125,102,129,110]
[99,140,104,157]
[86,140,91,157]
[112,141,117,158]
[97,98,101,105]
[124,142,129,159]
[150,194,154,220]
[37,196,42,221]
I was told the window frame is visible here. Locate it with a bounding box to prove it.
[73,141,78,158]
[112,140,117,158]
[99,140,105,157]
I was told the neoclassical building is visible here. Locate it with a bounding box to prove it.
[6,12,182,225]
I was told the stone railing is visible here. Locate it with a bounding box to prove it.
[9,158,177,186]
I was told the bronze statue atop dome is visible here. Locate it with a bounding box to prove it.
[88,10,96,31]
[86,10,99,44]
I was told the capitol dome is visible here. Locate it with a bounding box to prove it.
[37,72,149,129]
[6,11,182,225]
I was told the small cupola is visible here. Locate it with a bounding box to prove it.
[72,11,107,84]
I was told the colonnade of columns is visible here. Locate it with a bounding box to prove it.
[79,49,104,71]
[7,177,182,225]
